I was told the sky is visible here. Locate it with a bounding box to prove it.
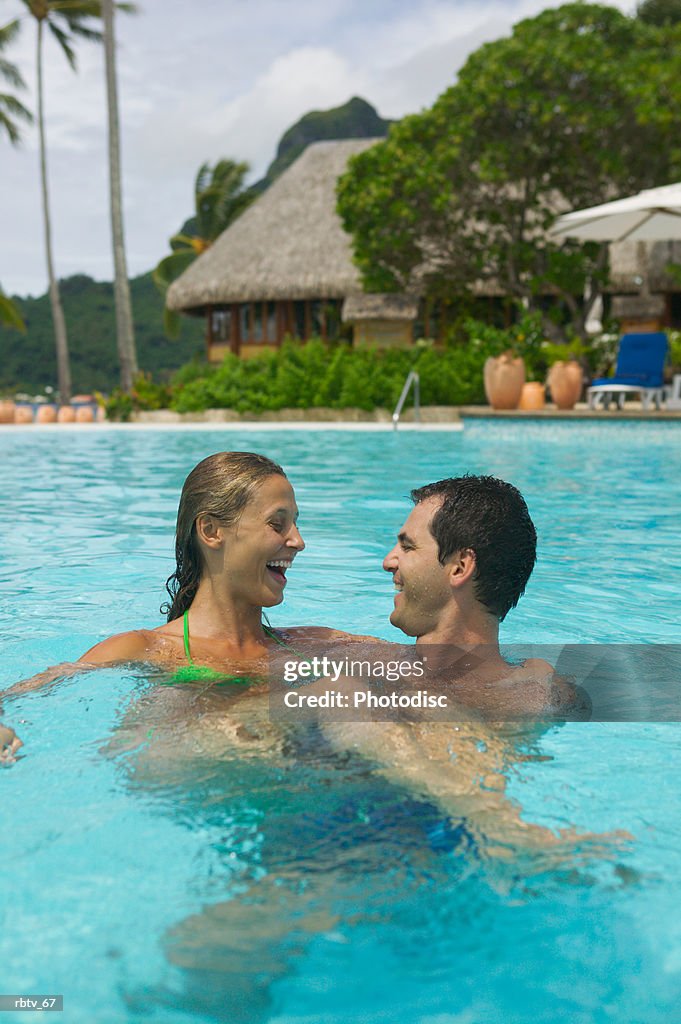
[1,0,633,297]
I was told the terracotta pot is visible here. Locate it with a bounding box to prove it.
[57,405,76,423]
[518,381,546,410]
[14,405,34,424]
[483,353,526,410]
[0,399,16,424]
[547,360,583,410]
[36,404,57,424]
[76,406,95,423]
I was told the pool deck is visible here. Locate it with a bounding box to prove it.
[131,403,681,424]
[2,403,681,430]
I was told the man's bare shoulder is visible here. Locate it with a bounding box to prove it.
[283,626,381,643]
[500,659,591,719]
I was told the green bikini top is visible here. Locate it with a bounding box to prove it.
[165,610,293,686]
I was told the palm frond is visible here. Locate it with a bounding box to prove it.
[0,19,21,46]
[48,21,77,69]
[0,290,26,332]
[49,1,103,14]
[194,162,212,200]
[0,18,17,41]
[0,109,21,144]
[162,305,182,340]
[152,249,196,291]
[0,21,28,90]
[0,58,27,90]
[0,92,33,120]
[169,233,201,252]
[65,22,103,42]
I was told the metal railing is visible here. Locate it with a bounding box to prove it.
[392,370,420,430]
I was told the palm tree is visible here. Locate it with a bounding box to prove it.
[17,1,106,403]
[102,0,137,391]
[153,159,252,337]
[1,19,32,331]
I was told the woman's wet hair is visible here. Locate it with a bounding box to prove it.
[411,474,537,621]
[162,452,287,621]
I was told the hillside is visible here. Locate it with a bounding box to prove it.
[0,95,390,395]
[0,273,204,395]
[254,96,391,192]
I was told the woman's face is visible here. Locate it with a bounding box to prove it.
[219,475,305,608]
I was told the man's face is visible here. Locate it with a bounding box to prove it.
[383,497,452,637]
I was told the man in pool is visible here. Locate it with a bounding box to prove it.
[306,473,582,722]
[378,473,580,717]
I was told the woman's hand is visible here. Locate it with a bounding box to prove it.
[0,722,22,764]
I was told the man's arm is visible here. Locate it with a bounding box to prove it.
[321,716,624,860]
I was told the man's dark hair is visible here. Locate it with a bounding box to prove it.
[411,475,537,621]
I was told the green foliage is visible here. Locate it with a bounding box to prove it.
[164,334,519,413]
[104,388,133,421]
[338,3,681,339]
[0,273,204,394]
[0,20,32,144]
[668,329,681,369]
[0,288,25,331]
[153,159,252,337]
[637,0,681,24]
[89,321,663,418]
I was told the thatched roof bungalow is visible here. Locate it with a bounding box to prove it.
[167,139,681,357]
[166,138,416,359]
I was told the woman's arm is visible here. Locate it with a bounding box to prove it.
[0,630,155,758]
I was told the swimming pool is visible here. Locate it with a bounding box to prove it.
[1,422,680,1023]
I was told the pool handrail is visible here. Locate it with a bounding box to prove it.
[392,370,420,430]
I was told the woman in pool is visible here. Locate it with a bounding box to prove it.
[79,450,351,676]
[0,451,362,763]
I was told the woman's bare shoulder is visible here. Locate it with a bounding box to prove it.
[79,629,162,665]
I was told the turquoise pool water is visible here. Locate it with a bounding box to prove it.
[1,422,680,1023]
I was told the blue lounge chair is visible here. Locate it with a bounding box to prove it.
[587,332,668,410]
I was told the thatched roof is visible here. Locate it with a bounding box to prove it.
[342,293,419,321]
[167,139,381,312]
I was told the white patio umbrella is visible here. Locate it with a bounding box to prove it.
[550,182,681,242]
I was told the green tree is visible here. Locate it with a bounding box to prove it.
[338,3,681,339]
[102,0,138,391]
[153,159,252,337]
[637,0,681,25]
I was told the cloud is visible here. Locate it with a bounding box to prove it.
[0,0,638,296]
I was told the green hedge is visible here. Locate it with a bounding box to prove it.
[168,339,492,414]
[106,311,605,419]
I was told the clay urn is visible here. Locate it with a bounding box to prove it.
[518,381,546,411]
[0,399,16,424]
[14,405,34,424]
[547,360,583,410]
[57,405,76,423]
[76,406,95,423]
[36,404,57,424]
[483,352,526,410]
